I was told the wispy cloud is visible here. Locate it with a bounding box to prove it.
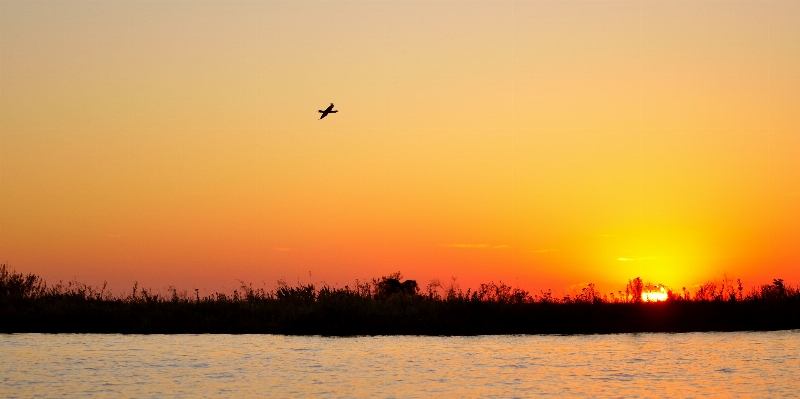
[271,247,295,252]
[568,282,592,291]
[617,257,656,262]
[443,244,508,249]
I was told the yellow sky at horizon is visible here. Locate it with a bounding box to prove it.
[1,1,799,295]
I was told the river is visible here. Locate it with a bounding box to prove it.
[2,331,798,398]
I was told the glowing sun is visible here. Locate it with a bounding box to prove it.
[641,285,668,302]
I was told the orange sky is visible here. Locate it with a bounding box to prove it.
[1,1,798,296]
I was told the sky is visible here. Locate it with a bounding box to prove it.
[1,1,798,296]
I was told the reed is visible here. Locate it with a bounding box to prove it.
[2,265,799,335]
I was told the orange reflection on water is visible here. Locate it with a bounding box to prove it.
[3,333,800,397]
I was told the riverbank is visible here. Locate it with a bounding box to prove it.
[2,266,799,335]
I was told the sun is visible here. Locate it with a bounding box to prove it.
[641,285,668,302]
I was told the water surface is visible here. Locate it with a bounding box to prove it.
[2,331,799,398]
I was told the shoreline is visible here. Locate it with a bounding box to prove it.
[3,266,799,335]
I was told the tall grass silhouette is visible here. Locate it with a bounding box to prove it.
[2,265,799,335]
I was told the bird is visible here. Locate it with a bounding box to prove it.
[318,103,338,119]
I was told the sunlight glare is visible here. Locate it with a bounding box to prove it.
[642,286,668,302]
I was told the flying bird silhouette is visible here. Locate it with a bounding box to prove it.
[318,103,338,119]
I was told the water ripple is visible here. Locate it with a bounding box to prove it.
[1,331,799,398]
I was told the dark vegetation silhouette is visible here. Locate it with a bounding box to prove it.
[2,265,799,335]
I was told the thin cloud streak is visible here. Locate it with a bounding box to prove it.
[443,244,508,249]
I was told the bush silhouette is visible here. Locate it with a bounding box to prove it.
[2,264,799,335]
[374,273,419,297]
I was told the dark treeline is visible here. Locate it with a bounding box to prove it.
[2,265,799,335]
